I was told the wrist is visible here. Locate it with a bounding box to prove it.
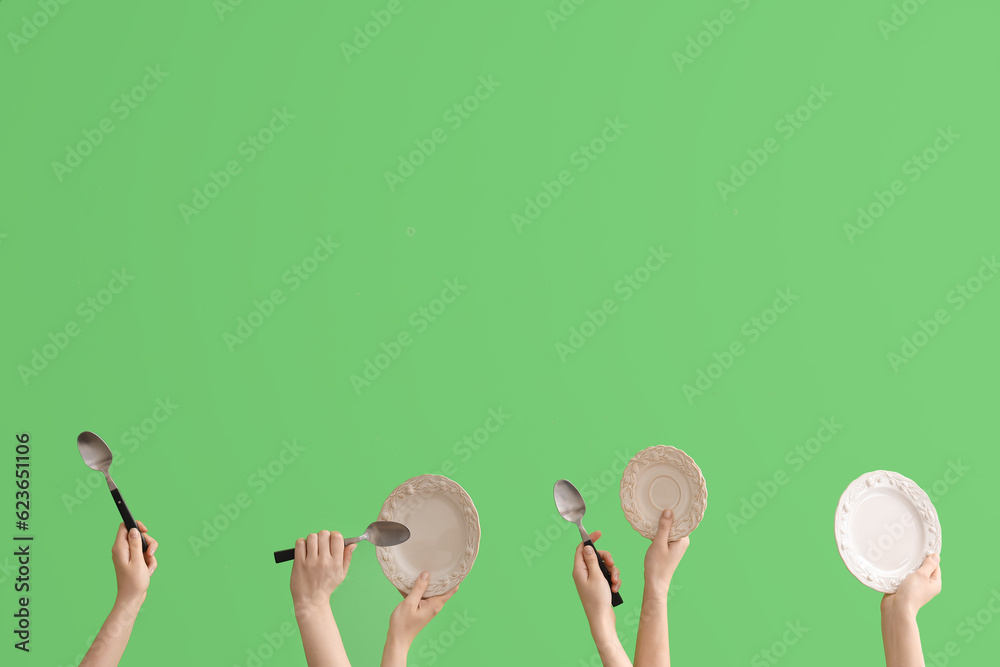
[643,578,671,602]
[113,594,143,615]
[880,596,918,621]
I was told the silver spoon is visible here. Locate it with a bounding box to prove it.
[273,521,410,563]
[77,431,148,552]
[554,479,622,606]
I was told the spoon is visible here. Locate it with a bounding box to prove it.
[273,521,411,563]
[554,479,623,606]
[77,431,148,552]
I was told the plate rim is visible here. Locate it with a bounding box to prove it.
[834,470,942,594]
[620,445,708,541]
[375,474,481,597]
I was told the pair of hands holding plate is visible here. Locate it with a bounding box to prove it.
[289,530,458,667]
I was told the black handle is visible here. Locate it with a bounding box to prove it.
[584,539,623,607]
[110,488,148,552]
[274,548,295,563]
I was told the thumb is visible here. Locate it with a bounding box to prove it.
[127,527,142,563]
[582,543,601,576]
[408,571,431,603]
[343,543,357,570]
[652,509,674,546]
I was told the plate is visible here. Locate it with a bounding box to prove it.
[620,445,708,540]
[835,470,942,593]
[375,475,480,597]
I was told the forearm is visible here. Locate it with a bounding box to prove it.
[295,602,351,667]
[634,584,670,667]
[381,635,410,667]
[589,617,633,667]
[80,598,141,667]
[881,601,924,667]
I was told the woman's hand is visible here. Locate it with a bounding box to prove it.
[387,572,459,646]
[882,554,942,617]
[572,531,622,629]
[112,520,158,609]
[643,510,688,600]
[290,531,356,615]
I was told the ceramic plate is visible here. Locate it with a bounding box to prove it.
[620,445,708,540]
[835,470,942,593]
[375,475,480,597]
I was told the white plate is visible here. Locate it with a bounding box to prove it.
[835,470,942,593]
[375,475,480,598]
[620,445,708,541]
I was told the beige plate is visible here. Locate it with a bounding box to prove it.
[375,475,480,598]
[620,445,707,540]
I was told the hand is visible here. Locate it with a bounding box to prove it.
[572,531,622,627]
[290,531,356,614]
[387,571,458,646]
[882,554,942,617]
[644,509,689,598]
[112,520,158,608]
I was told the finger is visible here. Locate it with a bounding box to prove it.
[343,542,357,570]
[146,554,158,577]
[581,543,601,578]
[111,523,129,563]
[916,554,939,576]
[572,541,587,578]
[330,531,345,560]
[294,538,306,561]
[306,533,318,559]
[930,554,942,582]
[127,527,143,564]
[597,549,615,568]
[608,565,622,592]
[318,530,332,559]
[144,534,159,557]
[589,530,602,543]
[135,519,149,534]
[408,571,431,604]
[427,585,459,613]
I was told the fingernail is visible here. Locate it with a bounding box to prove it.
[419,571,430,581]
[129,528,139,538]
[664,509,673,519]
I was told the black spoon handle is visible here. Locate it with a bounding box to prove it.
[584,539,623,606]
[111,488,148,552]
[273,548,295,563]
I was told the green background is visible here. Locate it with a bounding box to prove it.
[3,0,998,665]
